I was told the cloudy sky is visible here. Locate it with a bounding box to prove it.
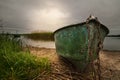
[0,0,120,34]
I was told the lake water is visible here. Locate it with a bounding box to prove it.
[22,36,120,50]
[22,36,55,48]
[103,37,120,50]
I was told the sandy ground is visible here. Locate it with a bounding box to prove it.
[28,47,120,80]
[100,50,120,80]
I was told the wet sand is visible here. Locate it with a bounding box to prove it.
[28,47,120,80]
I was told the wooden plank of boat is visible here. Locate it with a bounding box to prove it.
[54,16,109,72]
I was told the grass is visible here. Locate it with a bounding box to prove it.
[0,34,51,80]
[23,32,54,41]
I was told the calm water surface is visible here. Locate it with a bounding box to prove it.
[22,36,120,50]
[22,36,55,48]
[103,37,120,50]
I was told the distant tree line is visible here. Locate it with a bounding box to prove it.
[107,34,120,37]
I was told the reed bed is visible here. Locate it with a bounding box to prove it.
[24,32,54,41]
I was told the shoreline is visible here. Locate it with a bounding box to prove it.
[27,46,120,51]
[27,46,120,80]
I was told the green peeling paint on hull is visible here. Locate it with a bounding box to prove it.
[54,19,109,72]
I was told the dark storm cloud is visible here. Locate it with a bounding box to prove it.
[0,0,120,34]
[0,0,45,27]
[0,0,62,33]
[59,0,120,27]
[53,0,120,34]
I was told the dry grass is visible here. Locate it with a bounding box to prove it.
[28,47,91,80]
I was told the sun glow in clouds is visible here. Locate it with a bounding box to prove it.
[41,8,66,20]
[30,8,69,31]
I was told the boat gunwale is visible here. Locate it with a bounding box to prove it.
[53,19,109,35]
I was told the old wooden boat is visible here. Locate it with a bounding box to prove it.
[54,16,109,72]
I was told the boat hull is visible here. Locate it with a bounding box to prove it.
[54,20,109,72]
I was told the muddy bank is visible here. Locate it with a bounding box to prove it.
[28,47,120,80]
